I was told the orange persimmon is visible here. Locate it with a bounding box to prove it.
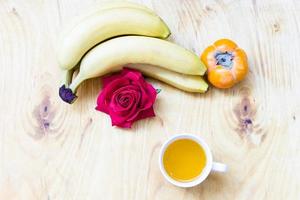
[201,39,248,89]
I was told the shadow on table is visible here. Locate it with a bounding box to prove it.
[185,172,228,196]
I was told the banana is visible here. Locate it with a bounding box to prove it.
[58,7,170,71]
[60,2,158,38]
[59,36,207,103]
[59,64,208,104]
[127,64,208,93]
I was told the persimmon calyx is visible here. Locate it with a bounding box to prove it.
[215,51,234,69]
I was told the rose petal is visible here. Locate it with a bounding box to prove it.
[111,93,135,114]
[122,68,143,81]
[104,77,130,93]
[109,87,141,124]
[112,106,155,128]
[112,119,133,128]
[125,106,155,126]
[96,91,109,114]
[145,82,157,104]
[102,73,123,87]
[134,81,157,110]
[96,68,157,128]
[110,85,140,113]
[110,94,139,121]
[110,102,138,126]
[118,94,131,107]
[96,78,131,112]
[136,107,156,120]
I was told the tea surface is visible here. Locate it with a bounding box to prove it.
[163,139,207,182]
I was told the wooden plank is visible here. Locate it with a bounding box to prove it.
[0,0,299,199]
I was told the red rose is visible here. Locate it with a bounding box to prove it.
[96,68,157,128]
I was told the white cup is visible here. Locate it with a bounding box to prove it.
[159,134,227,188]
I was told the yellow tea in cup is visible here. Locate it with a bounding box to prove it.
[163,139,207,182]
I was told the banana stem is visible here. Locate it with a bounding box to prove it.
[59,69,78,104]
[69,74,84,93]
[61,69,74,87]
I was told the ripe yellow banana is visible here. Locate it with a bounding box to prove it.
[59,64,208,104]
[58,7,170,71]
[60,2,158,38]
[127,64,208,93]
[59,2,166,86]
[59,36,207,103]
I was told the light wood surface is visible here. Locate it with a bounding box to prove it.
[1,0,299,199]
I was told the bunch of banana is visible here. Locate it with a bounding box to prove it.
[58,2,208,104]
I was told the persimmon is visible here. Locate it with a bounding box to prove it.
[201,39,248,89]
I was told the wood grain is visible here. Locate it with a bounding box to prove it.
[0,0,299,199]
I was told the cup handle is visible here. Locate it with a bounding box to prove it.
[212,162,228,173]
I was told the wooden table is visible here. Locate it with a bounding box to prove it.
[1,0,299,199]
